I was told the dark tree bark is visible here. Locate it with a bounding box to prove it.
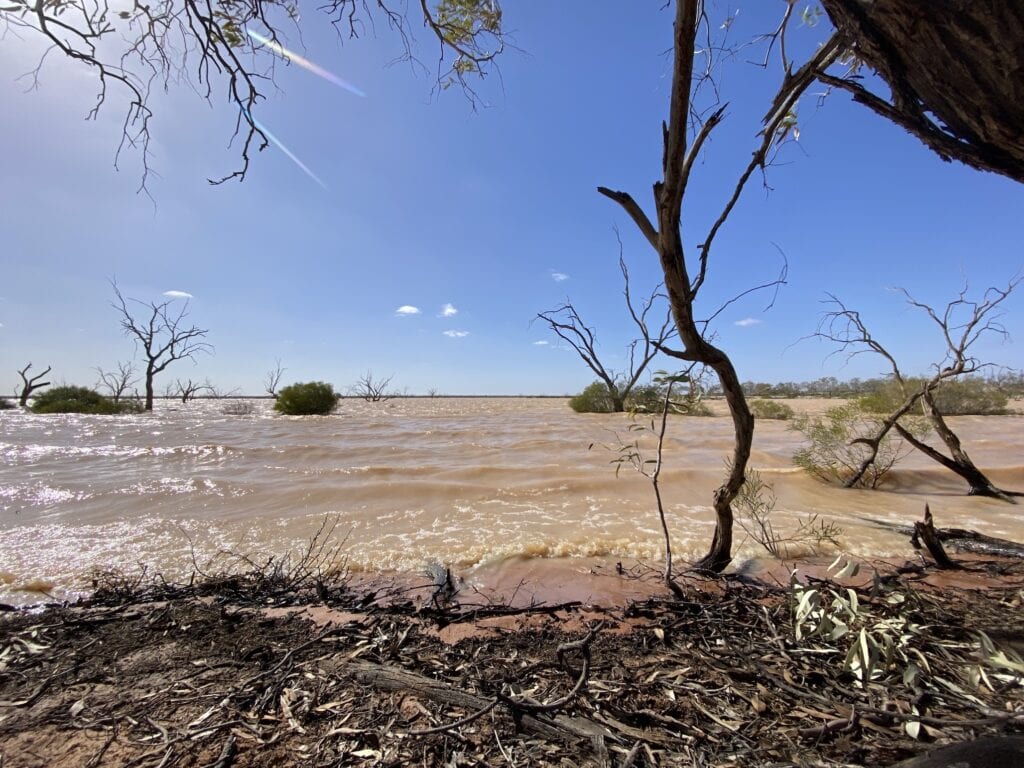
[820,0,1024,183]
[17,363,51,407]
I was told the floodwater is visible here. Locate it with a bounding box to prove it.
[1,397,1022,604]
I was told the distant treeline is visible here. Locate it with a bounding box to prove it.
[702,371,1024,400]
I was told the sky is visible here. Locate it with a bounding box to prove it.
[2,2,1022,396]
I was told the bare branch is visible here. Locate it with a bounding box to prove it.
[17,362,52,407]
[351,371,396,402]
[110,279,212,410]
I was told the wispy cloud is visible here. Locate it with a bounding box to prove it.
[439,303,458,318]
[533,340,549,346]
[443,330,469,338]
[550,271,569,282]
[734,318,762,327]
[163,290,193,299]
[395,305,421,316]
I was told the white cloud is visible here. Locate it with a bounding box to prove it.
[550,271,569,282]
[439,303,458,317]
[395,305,421,316]
[734,318,762,327]
[533,340,549,346]
[443,330,469,338]
[163,290,193,299]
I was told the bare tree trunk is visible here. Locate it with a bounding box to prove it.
[144,371,155,412]
[820,0,1024,183]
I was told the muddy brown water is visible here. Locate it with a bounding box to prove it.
[2,397,1021,605]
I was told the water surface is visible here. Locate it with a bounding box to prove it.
[2,397,1021,603]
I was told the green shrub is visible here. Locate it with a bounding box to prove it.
[274,381,339,415]
[569,380,714,415]
[569,381,617,413]
[858,376,1009,416]
[930,378,1009,415]
[791,404,923,489]
[749,399,794,420]
[31,385,142,414]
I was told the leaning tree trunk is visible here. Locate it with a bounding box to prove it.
[894,390,1019,502]
[821,0,1024,183]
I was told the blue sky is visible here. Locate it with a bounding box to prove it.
[2,3,1022,396]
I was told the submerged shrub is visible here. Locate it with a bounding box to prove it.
[222,401,255,416]
[569,381,618,413]
[569,380,714,415]
[274,381,339,415]
[749,399,794,421]
[0,398,14,410]
[31,385,142,414]
[791,404,921,489]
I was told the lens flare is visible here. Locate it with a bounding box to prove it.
[245,28,367,98]
[243,109,327,190]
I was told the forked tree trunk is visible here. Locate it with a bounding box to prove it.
[821,0,1024,183]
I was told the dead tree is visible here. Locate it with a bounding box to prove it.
[537,252,675,413]
[111,282,212,411]
[95,362,137,403]
[597,5,840,571]
[815,279,1021,501]
[264,359,285,398]
[17,363,51,407]
[818,0,1024,184]
[352,372,395,403]
[173,379,207,404]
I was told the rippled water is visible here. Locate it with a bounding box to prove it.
[1,397,1021,603]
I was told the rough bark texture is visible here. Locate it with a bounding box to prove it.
[821,0,1024,183]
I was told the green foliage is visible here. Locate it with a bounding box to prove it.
[569,381,617,413]
[31,385,142,414]
[733,466,842,558]
[624,384,664,414]
[791,404,918,488]
[857,376,1010,416]
[274,381,339,416]
[931,378,1010,415]
[790,559,925,687]
[748,399,795,420]
[569,378,713,415]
